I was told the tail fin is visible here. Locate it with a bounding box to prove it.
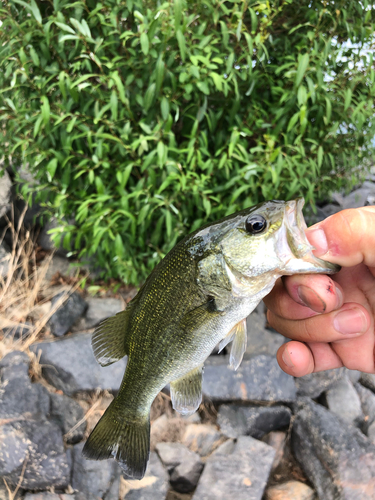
[82,399,150,479]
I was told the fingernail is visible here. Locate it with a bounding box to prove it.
[333,308,368,335]
[306,227,328,256]
[298,285,326,312]
[282,346,295,368]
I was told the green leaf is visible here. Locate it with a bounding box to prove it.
[29,47,40,66]
[249,8,257,34]
[160,97,169,121]
[110,90,118,121]
[317,146,323,168]
[55,22,76,34]
[140,32,149,56]
[344,88,352,111]
[46,158,58,181]
[144,83,156,111]
[165,209,172,237]
[295,54,309,87]
[197,81,210,95]
[30,0,42,23]
[176,29,186,61]
[174,0,182,29]
[155,56,164,92]
[41,96,50,125]
[115,234,124,257]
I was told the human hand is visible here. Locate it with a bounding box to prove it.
[264,207,375,376]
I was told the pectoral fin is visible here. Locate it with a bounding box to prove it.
[229,318,247,371]
[218,319,247,371]
[170,365,203,416]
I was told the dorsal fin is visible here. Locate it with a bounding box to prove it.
[91,294,141,366]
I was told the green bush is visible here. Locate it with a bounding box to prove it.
[1,0,375,284]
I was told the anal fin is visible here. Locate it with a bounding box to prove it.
[170,365,203,416]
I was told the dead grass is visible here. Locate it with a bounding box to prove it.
[0,205,88,362]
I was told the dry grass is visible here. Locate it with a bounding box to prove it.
[0,206,87,363]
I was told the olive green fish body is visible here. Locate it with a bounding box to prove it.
[83,199,340,478]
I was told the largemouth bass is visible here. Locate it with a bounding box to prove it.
[83,198,339,478]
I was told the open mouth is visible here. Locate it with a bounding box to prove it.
[283,198,340,274]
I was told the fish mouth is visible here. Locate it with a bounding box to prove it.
[283,198,340,274]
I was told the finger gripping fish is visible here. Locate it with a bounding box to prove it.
[82,198,339,478]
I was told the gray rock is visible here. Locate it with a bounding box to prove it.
[0,170,12,219]
[71,442,119,500]
[156,442,203,493]
[1,419,70,490]
[217,404,291,439]
[244,305,286,358]
[38,217,68,256]
[24,495,76,500]
[355,382,375,433]
[0,424,30,476]
[30,332,126,396]
[0,350,30,371]
[182,424,223,457]
[360,372,375,393]
[203,355,296,403]
[192,436,275,500]
[347,369,361,384]
[122,452,169,500]
[0,353,50,419]
[292,398,375,500]
[325,376,363,426]
[295,367,346,398]
[368,421,375,444]
[49,291,88,337]
[342,181,375,209]
[43,255,76,284]
[0,243,11,278]
[265,480,315,500]
[73,297,123,331]
[103,469,121,500]
[49,393,86,444]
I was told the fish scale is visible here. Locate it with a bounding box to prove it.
[83,198,340,479]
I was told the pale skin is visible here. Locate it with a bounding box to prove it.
[264,206,375,376]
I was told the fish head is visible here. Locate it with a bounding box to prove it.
[214,198,340,289]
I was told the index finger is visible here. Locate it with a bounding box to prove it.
[306,206,375,268]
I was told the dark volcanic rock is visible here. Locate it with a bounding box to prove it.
[217,404,292,439]
[1,419,70,490]
[203,355,296,403]
[49,393,86,444]
[0,352,50,419]
[30,332,126,395]
[192,435,275,500]
[122,452,169,500]
[292,398,375,500]
[156,442,203,493]
[182,424,223,457]
[295,367,346,398]
[71,442,119,500]
[325,376,363,426]
[49,291,88,337]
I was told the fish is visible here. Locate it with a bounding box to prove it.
[82,198,340,478]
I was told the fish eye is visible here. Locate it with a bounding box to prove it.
[245,214,267,235]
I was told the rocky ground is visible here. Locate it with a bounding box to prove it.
[1,166,375,500]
